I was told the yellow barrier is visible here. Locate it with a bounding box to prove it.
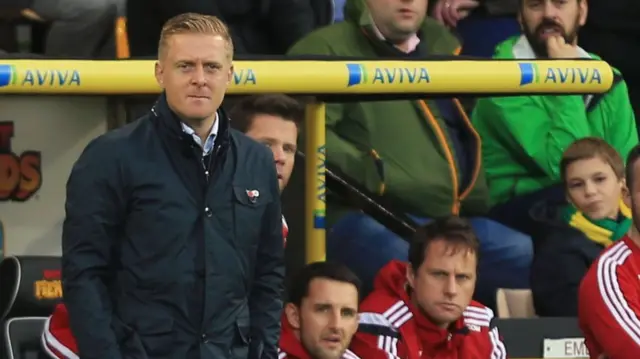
[0,59,616,264]
[0,59,612,94]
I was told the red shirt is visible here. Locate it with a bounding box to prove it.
[278,314,361,359]
[579,236,640,358]
[350,260,507,359]
[42,303,77,359]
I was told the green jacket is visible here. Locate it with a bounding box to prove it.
[287,0,489,220]
[472,36,639,206]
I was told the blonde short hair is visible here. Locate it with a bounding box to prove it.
[158,13,234,59]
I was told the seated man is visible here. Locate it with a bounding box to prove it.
[350,216,507,358]
[578,144,640,358]
[288,0,532,309]
[279,261,362,359]
[472,0,638,235]
[41,94,302,358]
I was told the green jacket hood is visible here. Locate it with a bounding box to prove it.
[345,0,374,28]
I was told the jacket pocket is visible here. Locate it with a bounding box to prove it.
[229,319,251,359]
[232,185,272,248]
[133,314,174,357]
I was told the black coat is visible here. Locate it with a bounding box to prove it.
[530,200,604,317]
[61,94,285,359]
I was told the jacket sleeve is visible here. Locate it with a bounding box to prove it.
[267,0,316,54]
[61,137,127,359]
[350,313,406,359]
[287,36,385,195]
[579,257,640,357]
[249,154,286,359]
[471,95,590,180]
[487,316,508,359]
[606,78,639,160]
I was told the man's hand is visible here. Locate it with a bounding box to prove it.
[546,36,580,59]
[432,0,479,28]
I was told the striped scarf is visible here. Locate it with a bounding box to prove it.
[562,199,632,247]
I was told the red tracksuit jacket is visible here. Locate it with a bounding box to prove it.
[278,314,361,359]
[41,216,289,359]
[579,236,640,359]
[349,260,507,359]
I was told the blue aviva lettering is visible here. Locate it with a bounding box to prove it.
[519,62,602,86]
[316,145,326,203]
[22,69,81,86]
[346,63,430,87]
[232,69,257,85]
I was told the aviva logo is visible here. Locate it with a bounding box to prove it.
[0,64,16,87]
[346,63,430,87]
[519,62,602,86]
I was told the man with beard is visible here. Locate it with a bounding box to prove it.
[578,144,640,358]
[471,0,638,236]
[279,262,362,359]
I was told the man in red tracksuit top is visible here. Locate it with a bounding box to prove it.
[350,216,507,359]
[41,94,301,359]
[579,144,640,359]
[278,261,362,359]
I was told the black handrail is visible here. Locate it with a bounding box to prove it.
[296,151,416,240]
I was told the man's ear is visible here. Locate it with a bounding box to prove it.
[285,303,301,330]
[578,0,588,27]
[406,263,415,289]
[155,61,164,88]
[227,63,234,85]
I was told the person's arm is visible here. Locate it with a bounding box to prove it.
[486,312,508,359]
[580,256,640,357]
[606,78,639,160]
[249,153,286,359]
[350,313,405,359]
[471,95,590,180]
[267,0,316,53]
[287,37,385,195]
[62,137,127,359]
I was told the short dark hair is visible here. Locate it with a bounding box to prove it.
[408,216,480,270]
[288,261,362,307]
[229,94,304,134]
[626,144,640,190]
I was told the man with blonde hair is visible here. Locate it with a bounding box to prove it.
[56,13,284,359]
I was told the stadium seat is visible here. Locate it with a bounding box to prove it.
[496,288,536,318]
[0,256,62,359]
[3,316,49,359]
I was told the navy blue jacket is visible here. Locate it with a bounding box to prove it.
[529,200,603,317]
[61,94,285,359]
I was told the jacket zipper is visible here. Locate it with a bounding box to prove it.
[417,100,482,215]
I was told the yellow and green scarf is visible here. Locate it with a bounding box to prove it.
[562,199,632,247]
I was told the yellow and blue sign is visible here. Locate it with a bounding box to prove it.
[0,63,81,88]
[0,64,16,87]
[0,59,614,95]
[519,62,603,86]
[346,63,430,87]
